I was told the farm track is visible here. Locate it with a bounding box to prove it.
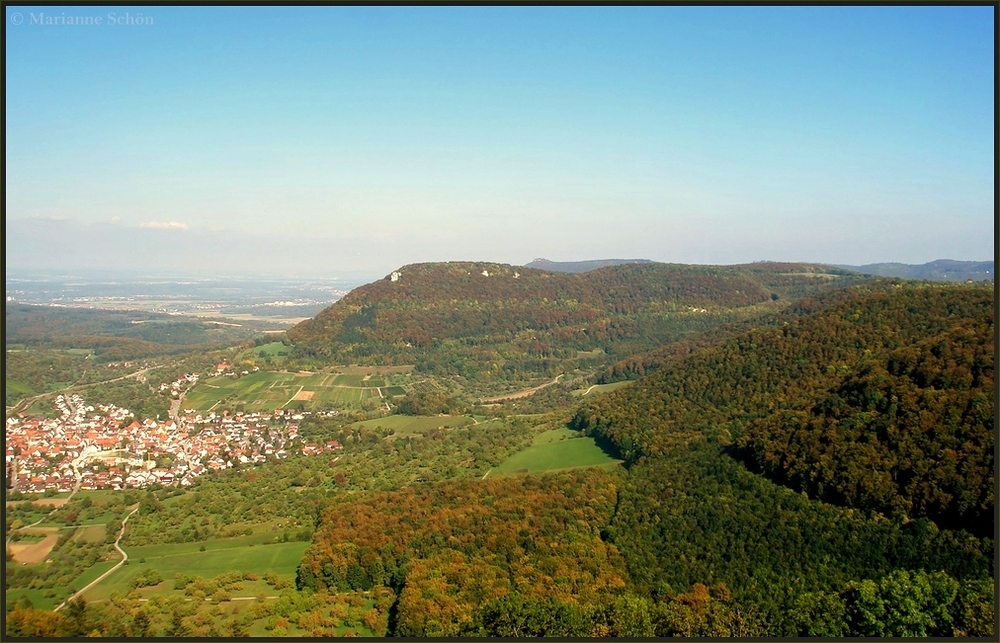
[480,374,563,403]
[282,386,305,408]
[56,506,140,612]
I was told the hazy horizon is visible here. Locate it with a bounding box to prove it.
[6,6,994,277]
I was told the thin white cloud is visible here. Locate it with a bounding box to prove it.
[140,221,189,230]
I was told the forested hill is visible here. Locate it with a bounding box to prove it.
[286,261,869,378]
[835,259,994,282]
[524,258,653,272]
[571,282,994,536]
[595,283,909,383]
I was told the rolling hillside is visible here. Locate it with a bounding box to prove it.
[294,280,994,635]
[287,261,870,379]
[835,259,994,282]
[572,282,994,536]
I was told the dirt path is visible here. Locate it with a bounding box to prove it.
[56,506,139,611]
[480,374,563,403]
[376,387,391,412]
[282,386,305,408]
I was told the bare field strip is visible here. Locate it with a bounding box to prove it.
[6,498,69,508]
[9,528,61,564]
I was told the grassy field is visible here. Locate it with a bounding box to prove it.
[571,380,633,396]
[71,524,107,543]
[349,414,478,435]
[491,428,621,476]
[253,341,292,357]
[82,536,310,602]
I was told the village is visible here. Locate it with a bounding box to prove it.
[5,390,343,496]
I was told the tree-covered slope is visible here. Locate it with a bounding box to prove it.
[836,259,994,282]
[571,283,994,536]
[595,283,892,383]
[296,470,628,636]
[287,261,867,379]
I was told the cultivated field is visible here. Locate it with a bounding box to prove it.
[183,368,412,413]
[8,528,61,564]
[491,428,621,476]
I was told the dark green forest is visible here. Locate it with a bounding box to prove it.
[572,283,994,536]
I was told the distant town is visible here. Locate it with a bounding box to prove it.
[5,389,343,495]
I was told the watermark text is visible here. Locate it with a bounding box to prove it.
[10,12,154,26]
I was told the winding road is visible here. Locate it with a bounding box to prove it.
[54,506,139,612]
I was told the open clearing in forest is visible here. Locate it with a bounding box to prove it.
[572,380,633,396]
[252,341,292,357]
[491,428,621,476]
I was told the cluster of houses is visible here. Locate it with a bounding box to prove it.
[5,396,342,495]
[159,372,199,395]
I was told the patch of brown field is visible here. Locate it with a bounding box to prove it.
[9,529,60,564]
[6,498,68,508]
[296,371,314,376]
[292,390,315,401]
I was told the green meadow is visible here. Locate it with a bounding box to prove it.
[253,341,292,357]
[491,428,621,476]
[349,414,482,436]
[81,536,310,602]
[571,380,633,396]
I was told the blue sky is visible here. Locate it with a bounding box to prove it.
[5,6,994,276]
